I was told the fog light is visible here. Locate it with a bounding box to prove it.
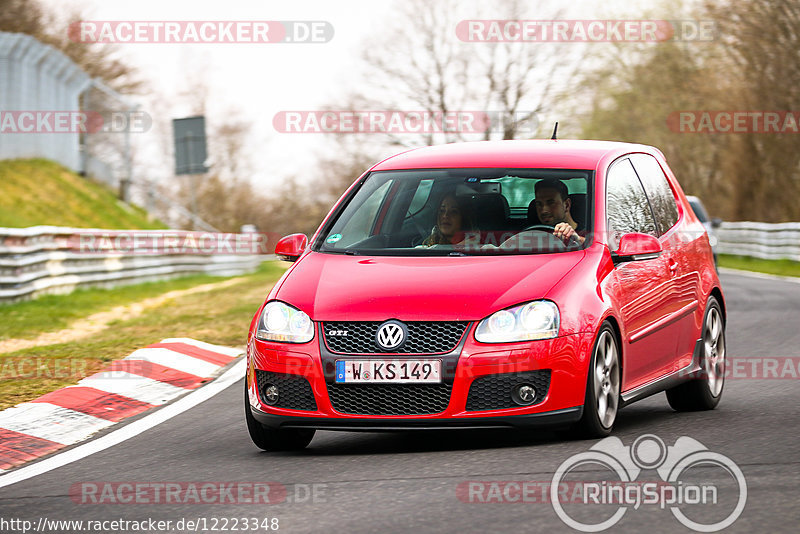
[512,384,537,406]
[262,384,279,405]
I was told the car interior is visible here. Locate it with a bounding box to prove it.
[319,172,592,253]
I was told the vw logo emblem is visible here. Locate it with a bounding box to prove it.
[375,320,407,351]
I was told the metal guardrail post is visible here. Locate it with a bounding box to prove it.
[0,226,273,303]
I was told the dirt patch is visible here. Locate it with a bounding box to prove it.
[0,277,247,354]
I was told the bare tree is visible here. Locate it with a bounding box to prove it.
[358,0,580,145]
[0,0,144,93]
[168,115,262,232]
[582,0,800,222]
[706,0,800,222]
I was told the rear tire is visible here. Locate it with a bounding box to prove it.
[572,322,621,438]
[245,381,315,451]
[666,296,725,411]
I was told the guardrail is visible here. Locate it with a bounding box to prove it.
[2,221,795,303]
[716,221,800,262]
[0,226,274,303]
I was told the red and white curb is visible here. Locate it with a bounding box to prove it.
[0,338,242,472]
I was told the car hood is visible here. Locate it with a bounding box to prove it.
[274,251,586,321]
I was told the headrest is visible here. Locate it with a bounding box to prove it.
[471,194,509,230]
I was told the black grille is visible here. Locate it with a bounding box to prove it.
[466,370,551,411]
[255,371,317,411]
[327,382,453,415]
[323,322,468,354]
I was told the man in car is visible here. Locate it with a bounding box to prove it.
[533,178,585,245]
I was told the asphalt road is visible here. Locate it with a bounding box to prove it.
[0,271,798,534]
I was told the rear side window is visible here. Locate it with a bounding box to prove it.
[630,154,680,235]
[606,158,657,248]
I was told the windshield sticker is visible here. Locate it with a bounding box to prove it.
[326,233,343,244]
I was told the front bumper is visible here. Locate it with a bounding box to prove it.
[246,328,594,430]
[250,405,583,431]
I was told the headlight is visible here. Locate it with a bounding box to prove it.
[256,301,314,343]
[475,301,559,343]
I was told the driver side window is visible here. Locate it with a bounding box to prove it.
[333,180,393,247]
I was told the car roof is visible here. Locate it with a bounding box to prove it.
[371,139,660,171]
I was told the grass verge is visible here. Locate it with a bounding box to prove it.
[0,261,286,410]
[0,159,164,229]
[0,272,257,341]
[718,254,800,278]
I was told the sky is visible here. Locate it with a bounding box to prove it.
[40,0,660,197]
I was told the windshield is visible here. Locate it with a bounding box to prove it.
[316,168,593,256]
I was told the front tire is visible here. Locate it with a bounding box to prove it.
[666,296,725,411]
[573,322,621,438]
[245,381,315,451]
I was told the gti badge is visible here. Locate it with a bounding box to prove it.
[375,320,407,351]
[327,329,349,336]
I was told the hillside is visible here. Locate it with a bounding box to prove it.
[0,159,164,229]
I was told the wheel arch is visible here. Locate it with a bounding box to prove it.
[709,286,726,324]
[600,314,624,376]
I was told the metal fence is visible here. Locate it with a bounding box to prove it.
[716,221,800,262]
[0,32,90,170]
[0,226,271,303]
[1,221,795,303]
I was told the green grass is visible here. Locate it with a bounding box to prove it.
[0,158,164,229]
[0,272,246,341]
[718,254,800,278]
[0,261,287,410]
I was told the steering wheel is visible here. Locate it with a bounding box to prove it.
[520,224,557,233]
[518,224,581,247]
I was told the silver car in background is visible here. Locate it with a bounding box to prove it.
[686,195,722,267]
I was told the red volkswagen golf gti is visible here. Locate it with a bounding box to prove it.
[245,140,726,450]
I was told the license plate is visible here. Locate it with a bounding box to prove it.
[335,359,442,383]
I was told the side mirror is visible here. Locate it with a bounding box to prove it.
[611,233,662,264]
[275,233,308,262]
[711,217,722,229]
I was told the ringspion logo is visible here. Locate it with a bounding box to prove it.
[550,434,746,532]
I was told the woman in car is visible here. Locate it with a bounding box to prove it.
[422,193,476,246]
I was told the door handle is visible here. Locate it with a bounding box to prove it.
[668,258,678,275]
